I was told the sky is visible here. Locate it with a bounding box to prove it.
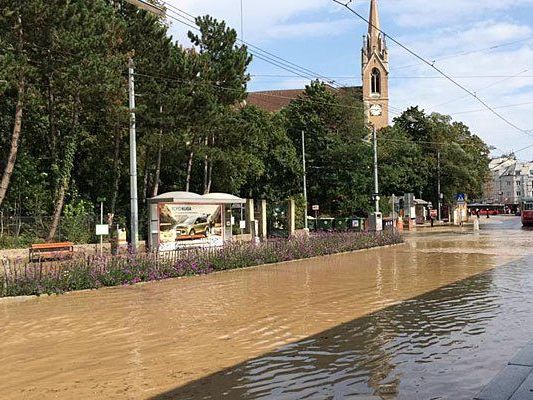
[165,0,533,160]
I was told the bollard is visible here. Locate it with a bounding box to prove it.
[473,219,480,231]
[245,199,254,234]
[396,217,404,232]
[287,199,296,237]
[258,199,268,239]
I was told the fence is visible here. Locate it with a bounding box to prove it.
[0,214,96,248]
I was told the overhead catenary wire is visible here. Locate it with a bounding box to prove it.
[165,0,533,149]
[162,2,343,87]
[332,0,533,140]
[391,36,533,72]
[426,68,530,113]
[451,100,533,117]
[28,0,529,157]
[164,10,324,83]
[250,74,533,80]
[130,71,515,151]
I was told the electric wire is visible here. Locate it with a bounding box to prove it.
[391,36,533,72]
[162,2,343,87]
[332,0,533,140]
[130,70,512,152]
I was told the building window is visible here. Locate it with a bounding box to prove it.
[507,181,511,186]
[517,181,521,186]
[517,191,522,196]
[371,68,381,94]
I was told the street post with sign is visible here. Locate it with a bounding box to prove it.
[96,197,108,254]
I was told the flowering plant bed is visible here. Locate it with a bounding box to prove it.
[1,231,402,297]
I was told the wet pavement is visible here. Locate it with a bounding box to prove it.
[1,217,533,399]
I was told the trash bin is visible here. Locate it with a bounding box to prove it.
[333,218,349,231]
[349,218,364,232]
[317,218,334,231]
[307,217,316,231]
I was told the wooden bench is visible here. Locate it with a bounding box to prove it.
[29,242,74,262]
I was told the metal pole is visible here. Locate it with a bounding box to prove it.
[128,58,139,251]
[240,0,244,40]
[437,149,442,221]
[100,201,104,255]
[373,125,380,213]
[302,130,308,230]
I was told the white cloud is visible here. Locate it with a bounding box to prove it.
[387,18,533,155]
[163,0,533,158]
[385,0,533,28]
[166,0,335,43]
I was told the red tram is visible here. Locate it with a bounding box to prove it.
[521,197,533,226]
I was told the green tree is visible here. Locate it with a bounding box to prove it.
[282,81,372,216]
[392,108,490,206]
[378,125,429,196]
[188,15,253,193]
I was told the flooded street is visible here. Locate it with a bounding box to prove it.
[2,217,533,399]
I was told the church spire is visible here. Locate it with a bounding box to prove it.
[362,0,389,130]
[369,0,380,34]
[368,0,382,52]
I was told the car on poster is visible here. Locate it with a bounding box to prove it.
[158,203,223,251]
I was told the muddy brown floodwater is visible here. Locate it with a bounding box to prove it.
[2,217,533,399]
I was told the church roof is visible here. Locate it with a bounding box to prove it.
[245,89,305,113]
[246,86,362,113]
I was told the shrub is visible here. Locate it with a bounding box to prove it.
[61,200,95,244]
[0,231,403,297]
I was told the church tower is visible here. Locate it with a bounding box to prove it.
[362,0,389,130]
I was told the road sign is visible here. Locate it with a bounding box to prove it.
[96,224,109,236]
[456,193,466,204]
[312,205,319,211]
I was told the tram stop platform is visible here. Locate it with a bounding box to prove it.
[475,341,533,400]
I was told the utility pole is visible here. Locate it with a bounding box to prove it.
[122,0,164,252]
[372,125,380,213]
[437,149,442,220]
[128,58,139,251]
[302,130,308,230]
[240,0,244,40]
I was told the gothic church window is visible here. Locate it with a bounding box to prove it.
[371,68,381,94]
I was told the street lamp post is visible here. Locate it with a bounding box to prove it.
[128,58,139,251]
[302,130,308,230]
[372,125,380,213]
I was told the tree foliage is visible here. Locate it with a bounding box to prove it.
[0,2,491,246]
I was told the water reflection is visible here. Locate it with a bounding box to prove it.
[153,266,506,399]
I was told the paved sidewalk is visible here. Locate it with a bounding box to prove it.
[475,341,533,400]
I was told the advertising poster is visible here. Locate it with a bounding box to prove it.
[158,203,223,251]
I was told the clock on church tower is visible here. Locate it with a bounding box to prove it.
[361,0,389,130]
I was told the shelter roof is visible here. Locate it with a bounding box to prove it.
[150,191,246,204]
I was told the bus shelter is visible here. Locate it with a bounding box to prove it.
[148,191,246,252]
